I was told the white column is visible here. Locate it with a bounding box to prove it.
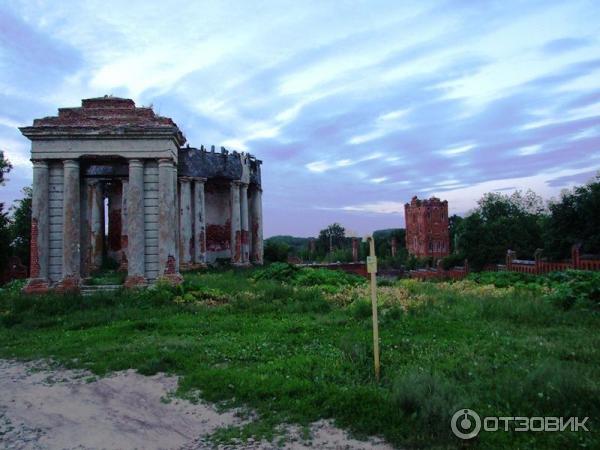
[179,178,193,269]
[61,159,81,287]
[193,178,207,265]
[126,159,145,286]
[230,180,242,264]
[240,182,249,263]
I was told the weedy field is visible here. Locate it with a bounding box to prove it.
[1,265,599,449]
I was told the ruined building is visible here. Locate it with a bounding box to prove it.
[20,96,263,293]
[404,196,449,259]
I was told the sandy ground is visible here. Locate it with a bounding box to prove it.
[0,360,393,450]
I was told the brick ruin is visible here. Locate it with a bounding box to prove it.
[404,196,449,259]
[20,96,263,293]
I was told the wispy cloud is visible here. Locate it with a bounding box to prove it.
[0,0,599,236]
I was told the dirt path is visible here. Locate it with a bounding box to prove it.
[0,360,393,450]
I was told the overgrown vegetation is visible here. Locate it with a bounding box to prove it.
[468,270,600,309]
[1,268,598,449]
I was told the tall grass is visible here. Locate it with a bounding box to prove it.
[0,269,599,449]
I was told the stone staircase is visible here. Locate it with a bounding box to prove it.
[80,283,123,296]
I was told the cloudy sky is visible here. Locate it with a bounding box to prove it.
[1,0,599,237]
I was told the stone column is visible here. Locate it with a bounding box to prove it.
[125,159,145,287]
[158,158,182,283]
[88,180,104,273]
[24,160,50,293]
[352,238,359,262]
[119,179,128,271]
[193,178,207,266]
[240,183,249,264]
[59,159,81,291]
[251,187,263,265]
[179,178,193,270]
[230,181,242,264]
[391,237,397,257]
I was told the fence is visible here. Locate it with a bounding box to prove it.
[409,244,600,281]
[506,244,600,274]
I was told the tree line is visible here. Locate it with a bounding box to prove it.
[0,152,32,277]
[450,174,600,270]
[265,174,600,271]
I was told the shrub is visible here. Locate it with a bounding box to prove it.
[440,253,466,270]
[252,263,298,283]
[263,241,290,263]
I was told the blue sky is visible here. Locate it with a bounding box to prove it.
[1,0,599,237]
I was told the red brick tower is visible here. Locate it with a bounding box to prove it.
[404,196,450,259]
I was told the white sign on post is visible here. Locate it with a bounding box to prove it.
[367,256,377,274]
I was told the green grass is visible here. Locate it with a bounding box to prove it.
[0,269,599,449]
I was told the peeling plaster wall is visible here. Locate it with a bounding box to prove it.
[205,182,231,262]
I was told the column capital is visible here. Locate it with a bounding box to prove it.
[192,177,207,184]
[31,159,48,168]
[128,158,144,168]
[63,159,79,169]
[178,176,193,183]
[158,158,174,167]
[231,180,243,187]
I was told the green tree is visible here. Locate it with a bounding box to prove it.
[0,151,12,185]
[317,223,346,256]
[10,187,32,268]
[0,152,12,274]
[448,214,463,253]
[457,190,546,270]
[263,240,291,263]
[543,174,600,259]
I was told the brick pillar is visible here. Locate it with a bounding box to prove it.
[534,248,543,274]
[240,182,250,264]
[193,178,207,266]
[571,243,581,269]
[230,181,242,264]
[251,187,263,264]
[158,158,182,283]
[88,179,104,273]
[125,159,146,287]
[391,237,397,257]
[506,249,515,271]
[59,159,81,291]
[24,160,50,293]
[352,237,359,262]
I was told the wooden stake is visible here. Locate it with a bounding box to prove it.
[367,236,380,381]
